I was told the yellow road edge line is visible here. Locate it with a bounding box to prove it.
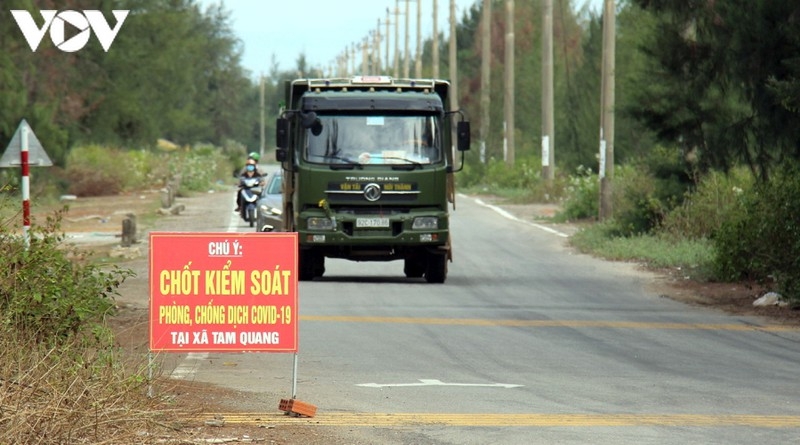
[186,413,800,427]
[300,315,797,332]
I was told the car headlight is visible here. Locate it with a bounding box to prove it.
[307,217,334,230]
[412,216,438,230]
[259,204,282,216]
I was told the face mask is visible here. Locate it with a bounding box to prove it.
[246,165,255,172]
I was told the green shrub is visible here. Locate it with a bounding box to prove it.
[457,152,542,190]
[610,151,690,236]
[166,143,234,193]
[63,144,235,197]
[618,167,660,234]
[65,145,140,196]
[556,145,693,230]
[126,148,171,189]
[456,151,487,189]
[659,167,753,240]
[556,165,599,221]
[712,165,800,301]
[0,207,133,346]
[221,138,250,172]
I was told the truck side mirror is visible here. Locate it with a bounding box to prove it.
[457,121,470,151]
[301,112,323,136]
[276,117,289,149]
[275,148,287,162]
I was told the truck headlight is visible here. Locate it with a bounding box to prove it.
[307,217,334,230]
[412,216,438,230]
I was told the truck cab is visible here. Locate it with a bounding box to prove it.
[276,76,469,283]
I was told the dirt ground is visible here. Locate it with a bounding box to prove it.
[42,190,800,443]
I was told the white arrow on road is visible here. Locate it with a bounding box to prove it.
[356,379,523,389]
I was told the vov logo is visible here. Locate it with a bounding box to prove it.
[11,9,129,53]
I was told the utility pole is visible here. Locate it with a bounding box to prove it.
[341,50,346,76]
[479,0,491,164]
[599,0,616,220]
[394,1,401,77]
[541,0,555,181]
[415,0,422,78]
[449,0,459,148]
[404,0,411,77]
[362,37,369,74]
[385,8,391,75]
[432,0,439,78]
[503,0,515,166]
[375,21,382,74]
[259,74,265,159]
[351,42,357,75]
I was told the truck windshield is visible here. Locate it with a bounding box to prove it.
[305,115,441,166]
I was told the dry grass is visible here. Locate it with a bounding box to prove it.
[0,330,200,444]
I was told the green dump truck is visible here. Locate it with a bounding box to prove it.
[275,76,470,283]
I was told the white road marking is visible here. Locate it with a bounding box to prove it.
[356,379,523,389]
[468,195,569,238]
[171,202,240,381]
[228,201,242,232]
[169,352,209,379]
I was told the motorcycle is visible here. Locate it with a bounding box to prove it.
[238,175,263,227]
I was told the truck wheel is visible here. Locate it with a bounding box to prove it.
[299,250,325,280]
[424,253,447,283]
[404,257,425,278]
[299,250,316,281]
[313,254,326,278]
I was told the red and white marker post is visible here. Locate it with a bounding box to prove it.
[0,119,52,249]
[20,123,31,248]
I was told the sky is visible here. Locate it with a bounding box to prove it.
[200,0,604,78]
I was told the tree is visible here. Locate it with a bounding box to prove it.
[0,0,259,159]
[630,0,800,181]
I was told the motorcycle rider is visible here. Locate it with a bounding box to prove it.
[237,151,261,175]
[235,157,264,212]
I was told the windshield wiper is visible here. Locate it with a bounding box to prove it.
[383,157,424,170]
[326,155,363,170]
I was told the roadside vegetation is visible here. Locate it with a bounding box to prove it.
[0,146,239,443]
[459,152,800,306]
[0,191,163,442]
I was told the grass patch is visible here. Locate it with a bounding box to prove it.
[570,222,715,280]
[459,185,541,203]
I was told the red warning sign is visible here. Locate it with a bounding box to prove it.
[149,232,298,352]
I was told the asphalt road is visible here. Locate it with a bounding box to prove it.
[156,189,800,445]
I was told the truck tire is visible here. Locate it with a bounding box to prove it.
[424,253,447,283]
[299,250,316,281]
[313,254,326,278]
[404,257,425,278]
[299,250,325,281]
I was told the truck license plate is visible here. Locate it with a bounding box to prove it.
[356,217,390,228]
